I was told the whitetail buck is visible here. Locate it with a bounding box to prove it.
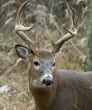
[15,1,92,110]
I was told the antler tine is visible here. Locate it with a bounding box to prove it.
[52,1,77,53]
[16,0,36,31]
[65,1,73,29]
[15,0,37,46]
[16,0,30,24]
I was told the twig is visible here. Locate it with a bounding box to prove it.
[4,58,22,75]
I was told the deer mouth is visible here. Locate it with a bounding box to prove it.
[32,80,53,88]
[32,74,53,88]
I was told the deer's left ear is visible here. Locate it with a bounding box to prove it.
[15,44,32,59]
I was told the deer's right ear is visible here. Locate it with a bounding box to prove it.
[15,44,33,59]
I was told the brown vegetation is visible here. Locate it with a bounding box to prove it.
[0,0,88,109]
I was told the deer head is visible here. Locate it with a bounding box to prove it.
[15,0,77,88]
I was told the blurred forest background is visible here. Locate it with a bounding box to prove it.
[0,0,90,109]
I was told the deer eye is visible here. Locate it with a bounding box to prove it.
[52,62,55,66]
[34,61,40,66]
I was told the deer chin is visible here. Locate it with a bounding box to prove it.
[32,80,53,88]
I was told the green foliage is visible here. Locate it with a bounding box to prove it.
[0,80,4,87]
[85,0,92,71]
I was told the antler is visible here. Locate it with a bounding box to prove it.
[15,0,37,47]
[52,1,77,53]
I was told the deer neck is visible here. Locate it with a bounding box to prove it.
[29,70,58,110]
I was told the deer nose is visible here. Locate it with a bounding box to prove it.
[42,77,53,86]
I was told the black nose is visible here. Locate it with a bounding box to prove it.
[42,77,53,86]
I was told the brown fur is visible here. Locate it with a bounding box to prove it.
[28,70,92,110]
[15,46,92,110]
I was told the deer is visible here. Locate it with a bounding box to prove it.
[15,1,92,110]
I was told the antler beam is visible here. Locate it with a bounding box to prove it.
[52,1,77,53]
[15,0,37,47]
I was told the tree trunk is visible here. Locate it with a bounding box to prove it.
[85,0,92,71]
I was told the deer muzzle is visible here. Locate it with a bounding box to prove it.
[40,74,53,86]
[42,76,53,86]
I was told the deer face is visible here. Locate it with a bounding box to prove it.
[15,1,77,87]
[15,44,55,87]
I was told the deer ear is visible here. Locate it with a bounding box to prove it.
[15,44,32,59]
